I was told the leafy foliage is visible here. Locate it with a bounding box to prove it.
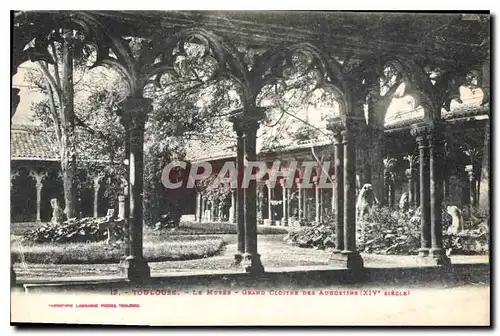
[23,216,124,244]
[285,205,489,255]
[12,235,225,264]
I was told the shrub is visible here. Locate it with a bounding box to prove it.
[284,224,335,249]
[11,235,226,264]
[357,206,420,255]
[285,205,488,255]
[23,216,123,244]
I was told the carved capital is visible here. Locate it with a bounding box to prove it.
[118,97,153,131]
[29,170,48,189]
[403,154,419,169]
[93,171,106,189]
[332,131,343,144]
[229,107,266,134]
[10,170,19,186]
[341,129,352,143]
[465,164,475,180]
[327,115,366,136]
[410,122,431,138]
[405,168,414,180]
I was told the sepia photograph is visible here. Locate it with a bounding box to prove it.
[9,9,491,326]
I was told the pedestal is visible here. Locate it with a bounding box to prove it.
[329,251,364,269]
[417,252,451,266]
[119,256,151,282]
[242,252,265,274]
[263,219,273,226]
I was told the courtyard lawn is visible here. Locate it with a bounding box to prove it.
[11,223,230,264]
[10,218,286,265]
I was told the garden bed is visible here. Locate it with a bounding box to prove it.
[284,206,489,256]
[11,235,226,264]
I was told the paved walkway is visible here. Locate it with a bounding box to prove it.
[14,234,489,281]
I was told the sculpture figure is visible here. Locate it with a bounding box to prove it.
[50,198,66,225]
[399,192,409,211]
[447,205,465,233]
[356,184,377,220]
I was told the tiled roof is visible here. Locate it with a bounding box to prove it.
[11,125,60,161]
[385,103,489,129]
[185,137,236,162]
[442,103,489,120]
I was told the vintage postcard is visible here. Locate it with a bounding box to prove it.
[10,10,490,326]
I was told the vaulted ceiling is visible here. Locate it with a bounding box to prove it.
[14,10,490,69]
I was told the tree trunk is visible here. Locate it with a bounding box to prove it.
[60,29,77,218]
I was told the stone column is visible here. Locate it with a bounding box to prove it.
[29,170,48,222]
[234,127,245,261]
[118,97,151,282]
[200,196,206,222]
[287,187,292,226]
[118,195,126,219]
[230,189,236,223]
[230,110,265,273]
[302,187,309,222]
[296,179,303,221]
[331,132,344,254]
[256,183,264,225]
[330,175,336,214]
[242,116,264,273]
[341,129,363,267]
[370,128,386,204]
[265,180,273,225]
[93,173,105,218]
[218,199,224,222]
[465,165,477,208]
[280,180,288,226]
[195,192,201,222]
[411,124,432,258]
[119,177,129,257]
[428,125,451,265]
[210,200,216,221]
[328,118,364,269]
[314,178,320,223]
[319,185,323,221]
[405,169,413,206]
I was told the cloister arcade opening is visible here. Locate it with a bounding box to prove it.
[11,11,490,285]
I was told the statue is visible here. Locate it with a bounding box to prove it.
[50,198,66,225]
[399,192,409,211]
[356,184,377,220]
[447,206,464,234]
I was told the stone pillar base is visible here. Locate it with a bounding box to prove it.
[263,219,273,226]
[329,251,364,269]
[418,248,430,257]
[417,254,451,266]
[281,218,288,226]
[119,256,151,282]
[233,252,243,264]
[416,248,451,266]
[242,253,265,274]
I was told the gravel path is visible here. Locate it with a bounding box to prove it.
[13,234,489,281]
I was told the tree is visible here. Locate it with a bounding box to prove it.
[27,60,128,218]
[23,27,95,218]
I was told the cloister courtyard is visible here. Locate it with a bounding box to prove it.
[10,11,491,326]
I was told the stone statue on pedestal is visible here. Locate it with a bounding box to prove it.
[50,198,66,225]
